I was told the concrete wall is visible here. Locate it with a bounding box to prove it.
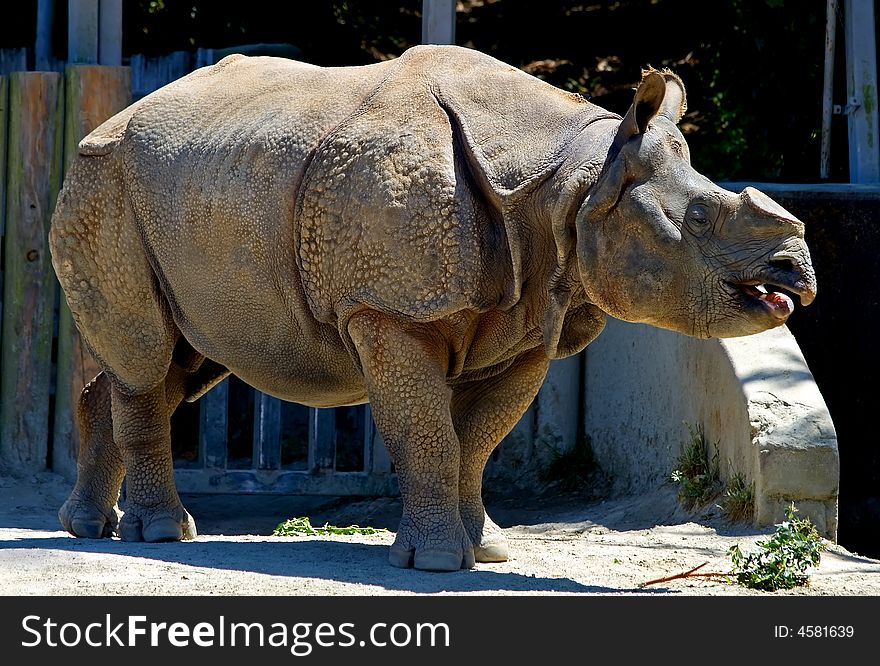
[722,183,879,556]
[583,319,839,538]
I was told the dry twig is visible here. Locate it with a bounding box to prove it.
[639,561,730,588]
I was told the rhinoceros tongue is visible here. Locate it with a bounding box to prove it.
[743,285,793,319]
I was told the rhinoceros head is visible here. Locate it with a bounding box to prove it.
[575,69,816,338]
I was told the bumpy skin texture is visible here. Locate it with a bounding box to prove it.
[50,46,817,570]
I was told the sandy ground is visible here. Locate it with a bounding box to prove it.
[1,472,879,596]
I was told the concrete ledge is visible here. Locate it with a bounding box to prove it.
[583,319,839,539]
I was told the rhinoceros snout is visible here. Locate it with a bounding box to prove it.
[768,248,817,307]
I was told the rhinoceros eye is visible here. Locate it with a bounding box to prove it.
[687,203,710,225]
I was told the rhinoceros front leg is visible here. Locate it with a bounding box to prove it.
[453,348,549,562]
[349,312,474,571]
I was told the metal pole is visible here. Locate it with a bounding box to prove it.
[844,0,880,183]
[821,0,838,179]
[422,0,456,45]
[68,0,99,64]
[98,0,123,66]
[35,0,55,70]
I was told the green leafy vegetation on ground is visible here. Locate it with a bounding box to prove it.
[671,423,755,523]
[642,504,826,591]
[273,516,389,537]
[719,471,755,523]
[729,504,825,591]
[670,423,722,509]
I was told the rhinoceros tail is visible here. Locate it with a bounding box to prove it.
[78,99,144,157]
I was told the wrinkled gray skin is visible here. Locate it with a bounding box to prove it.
[50,46,816,571]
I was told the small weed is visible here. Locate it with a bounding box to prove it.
[728,504,825,591]
[720,472,755,523]
[273,516,389,537]
[670,423,722,509]
[543,435,597,492]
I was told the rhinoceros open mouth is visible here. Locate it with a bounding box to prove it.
[727,278,808,321]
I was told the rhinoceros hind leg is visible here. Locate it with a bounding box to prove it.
[111,378,198,543]
[59,372,124,539]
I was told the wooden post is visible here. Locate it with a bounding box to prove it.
[422,0,456,45]
[68,0,99,64]
[0,49,27,76]
[0,72,64,473]
[844,0,880,183]
[52,65,131,479]
[821,0,838,180]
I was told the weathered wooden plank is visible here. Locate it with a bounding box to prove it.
[0,49,26,77]
[0,72,64,473]
[0,75,7,238]
[253,392,282,470]
[308,408,336,472]
[52,65,131,479]
[199,378,229,469]
[129,51,193,99]
[0,76,6,364]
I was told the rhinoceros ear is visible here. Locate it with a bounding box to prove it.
[613,69,665,149]
[612,68,687,150]
[656,68,687,123]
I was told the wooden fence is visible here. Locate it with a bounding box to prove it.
[0,58,400,496]
[0,48,582,498]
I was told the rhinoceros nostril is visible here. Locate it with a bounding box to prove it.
[769,256,796,273]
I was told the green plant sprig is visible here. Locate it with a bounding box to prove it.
[728,504,825,591]
[273,516,389,537]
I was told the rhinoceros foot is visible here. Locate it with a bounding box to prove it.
[388,512,475,572]
[59,494,121,539]
[118,502,197,542]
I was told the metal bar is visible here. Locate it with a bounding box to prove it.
[199,377,229,469]
[421,0,456,45]
[68,0,99,64]
[98,0,123,66]
[253,391,282,470]
[821,0,838,179]
[844,0,880,183]
[174,468,399,496]
[36,0,55,70]
[367,407,393,474]
[308,408,336,472]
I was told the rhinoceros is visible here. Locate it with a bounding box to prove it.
[49,45,816,571]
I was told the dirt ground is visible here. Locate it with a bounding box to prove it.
[1,471,878,596]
